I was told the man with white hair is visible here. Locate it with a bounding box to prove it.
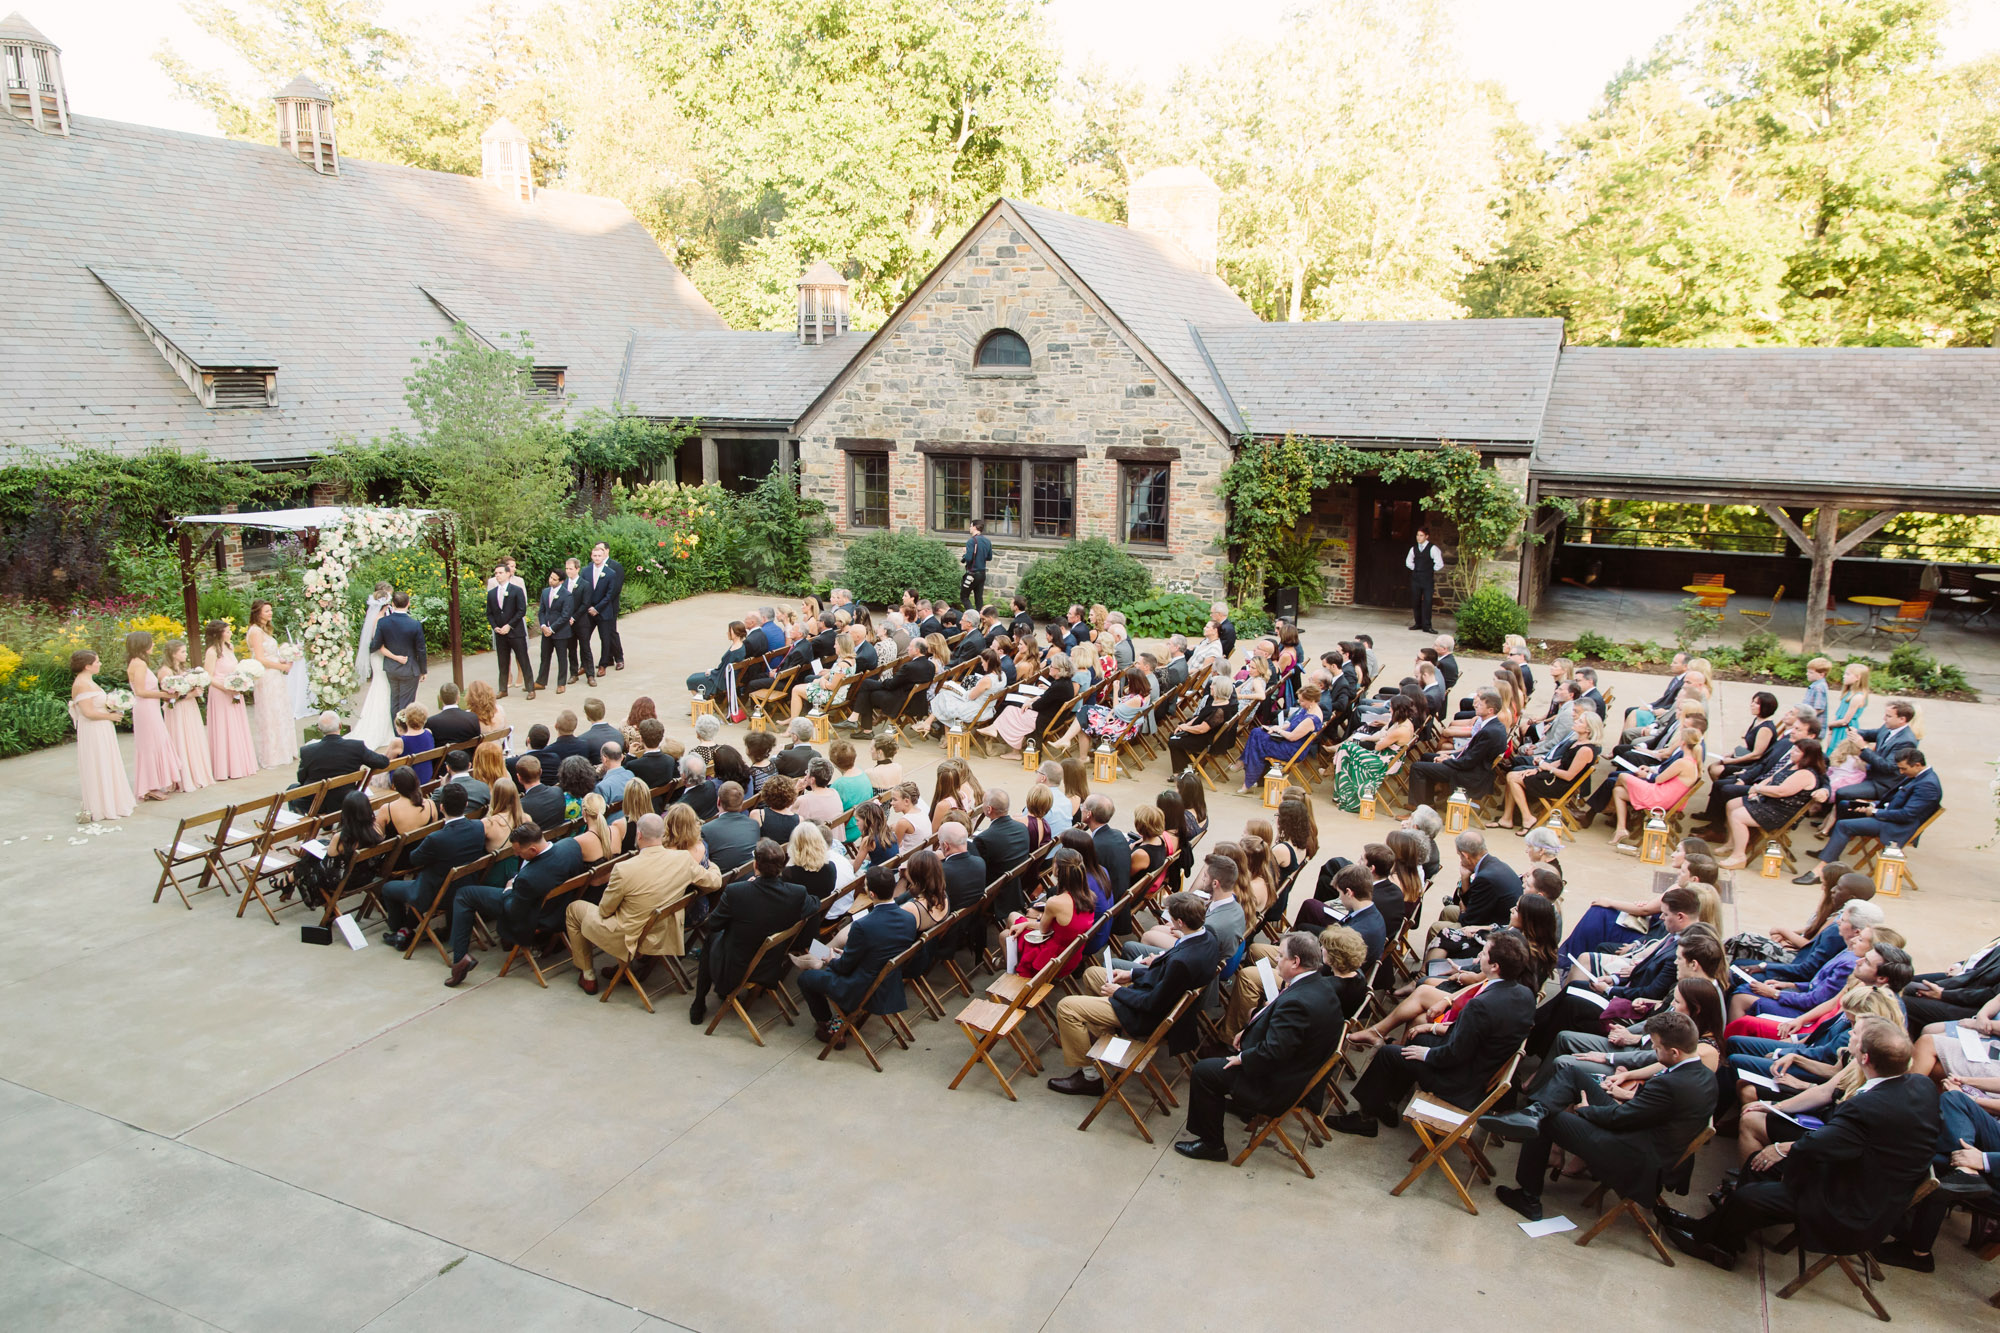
[1036,760,1073,834]
[1161,636,1191,689]
[973,787,1031,910]
[1433,634,1459,692]
[1211,602,1237,660]
[776,716,819,779]
[936,821,986,911]
[291,710,389,809]
[673,752,718,820]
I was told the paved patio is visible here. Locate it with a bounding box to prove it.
[2,591,1996,1330]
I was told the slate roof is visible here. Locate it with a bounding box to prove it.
[0,112,724,464]
[1008,199,1260,427]
[1194,318,1565,446]
[1534,346,2000,501]
[618,331,857,427]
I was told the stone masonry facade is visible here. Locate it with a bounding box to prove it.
[798,216,1232,600]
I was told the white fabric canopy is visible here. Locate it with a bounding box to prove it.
[174,506,441,532]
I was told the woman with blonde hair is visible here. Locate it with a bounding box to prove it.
[568,792,613,869]
[888,781,931,853]
[464,678,506,737]
[618,778,653,852]
[1609,721,1705,853]
[482,778,524,853]
[1825,662,1870,748]
[784,821,838,897]
[470,740,507,791]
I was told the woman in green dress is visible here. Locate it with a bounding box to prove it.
[1332,693,1421,813]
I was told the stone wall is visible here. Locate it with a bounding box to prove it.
[1306,483,1358,606]
[798,214,1233,600]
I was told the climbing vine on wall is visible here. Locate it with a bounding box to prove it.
[1217,437,1541,604]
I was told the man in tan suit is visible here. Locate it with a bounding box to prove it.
[567,813,720,994]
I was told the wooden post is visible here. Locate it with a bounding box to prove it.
[443,520,463,692]
[1765,504,1901,655]
[177,527,200,640]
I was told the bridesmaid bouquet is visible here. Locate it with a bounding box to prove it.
[277,644,305,667]
[104,688,134,714]
[160,670,208,699]
[222,662,264,693]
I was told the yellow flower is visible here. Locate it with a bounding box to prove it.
[0,645,19,684]
[18,674,39,688]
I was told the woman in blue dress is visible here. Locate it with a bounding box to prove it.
[1238,682,1324,794]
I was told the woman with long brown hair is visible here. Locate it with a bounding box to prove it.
[124,630,178,802]
[464,678,506,737]
[203,619,258,780]
[245,599,298,767]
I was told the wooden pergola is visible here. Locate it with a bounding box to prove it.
[169,506,465,689]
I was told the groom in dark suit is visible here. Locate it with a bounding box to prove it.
[486,561,533,699]
[369,590,427,717]
[536,569,576,694]
[580,541,625,676]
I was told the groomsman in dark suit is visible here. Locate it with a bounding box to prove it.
[536,569,576,694]
[581,541,625,677]
[369,590,427,717]
[486,561,533,699]
[561,558,590,685]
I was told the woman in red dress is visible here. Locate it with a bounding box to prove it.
[1004,847,1098,977]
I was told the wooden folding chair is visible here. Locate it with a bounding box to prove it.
[749,662,807,727]
[403,852,498,964]
[1389,1048,1523,1214]
[206,790,286,894]
[319,833,405,926]
[1574,1126,1716,1263]
[1190,706,1254,793]
[1877,598,1932,642]
[233,807,327,924]
[1844,808,1943,890]
[152,803,233,909]
[949,937,1083,1099]
[600,895,698,1011]
[1077,989,1198,1142]
[495,863,603,987]
[816,938,925,1072]
[1772,1179,1937,1321]
[1743,803,1810,874]
[704,919,807,1042]
[1232,1029,1349,1177]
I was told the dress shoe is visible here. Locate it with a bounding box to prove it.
[497,689,509,699]
[1478,1110,1543,1143]
[1495,1186,1543,1221]
[1047,1070,1105,1096]
[585,674,598,687]
[556,684,566,694]
[445,955,478,987]
[577,972,598,995]
[1329,1112,1379,1138]
[1654,1205,1703,1232]
[689,997,708,1026]
[384,928,412,951]
[525,689,536,700]
[1936,1168,1993,1199]
[1174,1138,1229,1163]
[1790,870,1822,885]
[813,1020,843,1045]
[1871,1240,1935,1272]
[1573,810,1597,831]
[1663,1226,1736,1271]
[616,662,626,671]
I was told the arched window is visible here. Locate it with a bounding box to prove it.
[974,328,1032,368]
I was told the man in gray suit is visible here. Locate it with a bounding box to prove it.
[369,591,428,717]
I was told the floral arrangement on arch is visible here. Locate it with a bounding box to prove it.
[297,508,445,709]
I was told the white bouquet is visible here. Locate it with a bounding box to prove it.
[221,666,258,693]
[104,688,134,713]
[277,643,305,666]
[185,667,212,692]
[237,659,267,682]
[158,673,196,700]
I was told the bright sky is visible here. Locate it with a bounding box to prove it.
[43,0,2000,141]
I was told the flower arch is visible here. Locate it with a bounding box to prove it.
[298,508,452,708]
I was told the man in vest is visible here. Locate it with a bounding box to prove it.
[1406,524,1442,633]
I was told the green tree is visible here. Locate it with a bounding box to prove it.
[624,0,1064,328]
[1158,0,1504,322]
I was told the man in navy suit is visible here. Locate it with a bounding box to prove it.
[444,821,586,984]
[1178,931,1346,1161]
[378,783,484,951]
[580,541,624,677]
[1832,701,1920,810]
[1799,749,1940,882]
[1048,891,1221,1096]
[535,569,576,693]
[369,590,427,717]
[1408,687,1507,811]
[485,560,533,699]
[794,867,919,1043]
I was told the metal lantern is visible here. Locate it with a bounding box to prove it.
[1540,808,1572,844]
[1445,788,1471,834]
[1093,739,1118,784]
[1357,786,1377,821]
[1639,810,1671,864]
[1760,840,1785,879]
[944,723,970,760]
[747,703,770,733]
[1874,844,1907,898]
[1022,738,1039,772]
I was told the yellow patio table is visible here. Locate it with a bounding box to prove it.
[1848,595,1903,634]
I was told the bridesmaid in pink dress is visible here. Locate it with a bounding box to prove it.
[203,619,259,780]
[124,631,179,802]
[159,638,212,793]
[246,601,298,770]
[69,650,135,823]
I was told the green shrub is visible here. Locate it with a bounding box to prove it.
[1675,597,1723,652]
[1016,538,1151,617]
[1883,642,1971,695]
[1233,606,1275,639]
[1116,593,1210,638]
[1574,630,1616,659]
[0,688,70,756]
[733,465,828,596]
[839,531,962,604]
[1263,533,1334,608]
[1453,586,1528,651]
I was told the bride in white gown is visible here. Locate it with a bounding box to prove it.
[353,584,394,748]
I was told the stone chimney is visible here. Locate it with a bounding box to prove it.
[1,12,68,135]
[796,261,850,345]
[1128,165,1221,274]
[273,75,338,176]
[481,117,533,203]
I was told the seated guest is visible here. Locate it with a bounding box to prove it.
[427,683,482,749]
[442,746,490,817]
[1002,847,1098,978]
[1528,887,1702,1058]
[1166,674,1234,776]
[1300,864,1385,971]
[560,812,721,995]
[1830,700,1921,811]
[689,714,723,769]
[626,718,678,796]
[1408,688,1507,812]
[1439,828,1523,929]
[1728,900,1884,1021]
[1716,736,1827,869]
[292,710,388,810]
[938,819,989,912]
[443,819,586,978]
[1237,683,1325,793]
[510,754,565,829]
[756,775,801,847]
[742,728,778,793]
[792,865,920,1044]
[1331,930,1537,1137]
[1177,931,1348,1162]
[387,705,436,782]
[509,722,558,786]
[1558,838,1708,964]
[685,620,748,698]
[971,788,1028,902]
[672,753,718,820]
[700,782,762,873]
[793,757,845,824]
[1607,720,1707,853]
[1498,708,1600,833]
[1047,891,1222,1097]
[1486,1010,1715,1221]
[1792,748,1940,885]
[843,639,935,732]
[1731,981,1904,1084]
[1693,707,1812,842]
[775,717,818,779]
[688,838,819,1023]
[547,710,591,764]
[1876,1083,2000,1271]
[593,742,637,805]
[1660,1019,1940,1270]
[378,782,485,951]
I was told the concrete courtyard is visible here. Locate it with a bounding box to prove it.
[2,590,1996,1331]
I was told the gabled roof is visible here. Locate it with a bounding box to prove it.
[0,113,724,463]
[1007,199,1259,425]
[1534,346,2000,505]
[619,331,855,428]
[1195,318,1565,447]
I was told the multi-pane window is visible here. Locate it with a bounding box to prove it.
[1121,464,1170,545]
[930,456,1073,540]
[975,329,1032,367]
[849,452,889,528]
